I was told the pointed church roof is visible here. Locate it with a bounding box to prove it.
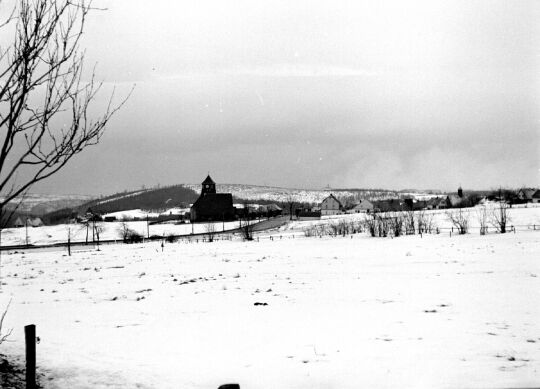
[202,175,215,185]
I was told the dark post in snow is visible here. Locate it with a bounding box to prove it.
[67,228,71,256]
[25,324,36,389]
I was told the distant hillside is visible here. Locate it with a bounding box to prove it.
[37,183,447,225]
[80,185,199,214]
[184,183,420,204]
[1,193,93,215]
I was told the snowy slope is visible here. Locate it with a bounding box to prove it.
[0,230,539,388]
[183,183,420,204]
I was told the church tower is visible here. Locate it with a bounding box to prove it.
[201,174,216,195]
[457,186,463,198]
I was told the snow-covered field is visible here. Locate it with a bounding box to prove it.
[3,204,540,247]
[0,220,242,246]
[0,216,539,388]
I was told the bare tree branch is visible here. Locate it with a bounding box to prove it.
[0,0,132,209]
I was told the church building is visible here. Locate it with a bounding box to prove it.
[190,175,235,222]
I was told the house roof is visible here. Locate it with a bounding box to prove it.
[520,188,537,199]
[322,194,342,207]
[353,200,373,209]
[266,204,282,211]
[427,197,446,205]
[533,190,540,199]
[202,175,215,185]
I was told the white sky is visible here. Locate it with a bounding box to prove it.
[19,0,540,194]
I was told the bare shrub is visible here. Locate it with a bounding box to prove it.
[165,233,177,243]
[403,210,416,235]
[490,202,511,234]
[118,222,142,243]
[446,209,469,234]
[239,217,254,241]
[364,214,378,237]
[417,211,436,234]
[476,206,489,235]
[204,223,217,242]
[388,212,404,237]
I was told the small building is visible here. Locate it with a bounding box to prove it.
[517,188,537,203]
[13,217,24,228]
[352,200,374,213]
[532,190,540,204]
[320,194,342,215]
[426,197,447,210]
[190,175,235,222]
[29,217,43,227]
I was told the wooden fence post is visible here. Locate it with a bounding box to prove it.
[25,324,36,389]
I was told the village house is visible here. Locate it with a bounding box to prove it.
[11,216,43,228]
[13,217,25,228]
[351,199,374,213]
[29,217,43,227]
[532,190,540,204]
[190,175,235,222]
[426,197,447,210]
[320,194,342,215]
[517,188,537,203]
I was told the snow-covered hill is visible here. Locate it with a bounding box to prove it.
[1,193,93,214]
[184,183,435,204]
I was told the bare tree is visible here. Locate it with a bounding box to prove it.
[490,202,511,234]
[0,0,131,211]
[238,203,254,241]
[204,222,217,242]
[476,206,488,235]
[403,209,416,235]
[285,194,297,221]
[93,222,103,249]
[118,221,132,242]
[0,299,12,345]
[446,208,469,234]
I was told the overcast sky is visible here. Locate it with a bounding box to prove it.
[29,0,540,194]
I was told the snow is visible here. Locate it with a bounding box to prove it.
[184,184,420,204]
[0,220,242,246]
[102,207,190,221]
[3,204,539,247]
[0,211,539,388]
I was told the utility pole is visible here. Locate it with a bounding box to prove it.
[146,214,150,239]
